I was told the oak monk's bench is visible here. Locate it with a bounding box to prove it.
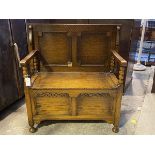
[20,24,127,133]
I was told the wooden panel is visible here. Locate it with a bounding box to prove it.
[26,19,89,24]
[27,24,118,72]
[77,93,114,115]
[38,32,71,65]
[10,19,28,59]
[10,19,28,98]
[35,96,70,115]
[31,24,118,33]
[33,114,113,122]
[78,32,110,65]
[89,20,133,60]
[0,19,19,111]
[89,20,134,89]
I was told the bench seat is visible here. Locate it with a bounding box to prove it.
[20,24,127,133]
[31,72,119,90]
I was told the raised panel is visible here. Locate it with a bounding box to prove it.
[28,24,118,72]
[78,32,111,66]
[77,93,114,115]
[35,95,71,115]
[38,32,71,65]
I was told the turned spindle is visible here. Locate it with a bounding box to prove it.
[110,55,115,72]
[116,26,120,51]
[33,56,38,72]
[23,66,28,81]
[119,66,124,84]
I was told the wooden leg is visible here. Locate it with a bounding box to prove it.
[112,126,119,133]
[23,66,37,133]
[29,126,37,133]
[28,120,37,133]
[112,86,123,133]
[24,86,37,133]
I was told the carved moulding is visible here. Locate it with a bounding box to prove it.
[31,90,69,98]
[31,89,117,100]
[79,93,110,97]
[79,92,116,100]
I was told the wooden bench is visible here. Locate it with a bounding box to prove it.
[20,24,127,133]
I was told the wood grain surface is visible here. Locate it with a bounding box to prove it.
[21,24,126,133]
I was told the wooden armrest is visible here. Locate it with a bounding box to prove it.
[111,50,127,67]
[20,50,39,66]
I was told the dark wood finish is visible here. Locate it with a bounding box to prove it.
[10,19,28,99]
[112,50,127,67]
[26,19,89,24]
[152,70,155,93]
[0,20,20,111]
[0,19,27,111]
[10,19,28,59]
[20,50,39,65]
[21,24,127,133]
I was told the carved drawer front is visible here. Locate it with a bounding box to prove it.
[34,93,71,115]
[77,93,114,116]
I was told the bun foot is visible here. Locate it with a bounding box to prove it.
[112,126,119,133]
[29,127,37,133]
